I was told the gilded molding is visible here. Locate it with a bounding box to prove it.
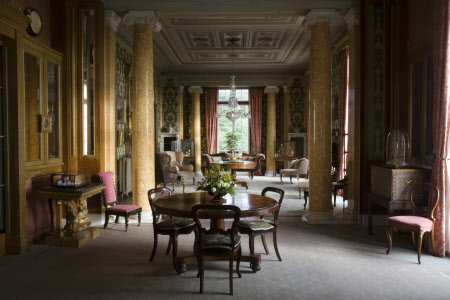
[264,86,279,94]
[188,86,203,94]
[123,11,161,32]
[104,10,121,31]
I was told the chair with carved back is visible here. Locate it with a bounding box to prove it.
[237,187,284,262]
[97,171,142,232]
[386,183,439,264]
[148,187,197,271]
[192,204,242,295]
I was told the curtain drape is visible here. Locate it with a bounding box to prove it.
[429,0,450,257]
[249,87,263,175]
[205,88,218,154]
[338,48,349,186]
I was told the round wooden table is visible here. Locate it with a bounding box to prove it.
[212,161,256,189]
[154,192,279,273]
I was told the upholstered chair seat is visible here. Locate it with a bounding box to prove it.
[156,219,196,231]
[202,234,241,250]
[387,216,434,232]
[108,205,142,214]
[237,219,274,231]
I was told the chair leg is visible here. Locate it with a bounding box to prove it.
[199,255,204,294]
[229,255,234,295]
[138,212,141,226]
[115,215,119,223]
[261,235,270,254]
[431,228,436,255]
[182,182,186,193]
[411,231,416,248]
[273,228,282,261]
[103,212,110,229]
[236,246,242,278]
[417,230,424,264]
[124,217,129,232]
[280,174,283,183]
[149,231,158,262]
[290,175,293,184]
[250,172,254,180]
[172,183,175,191]
[386,224,393,255]
[172,234,179,271]
[166,236,172,254]
[193,178,195,185]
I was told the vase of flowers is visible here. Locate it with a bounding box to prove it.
[196,164,236,201]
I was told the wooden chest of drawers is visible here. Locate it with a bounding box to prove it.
[370,165,429,201]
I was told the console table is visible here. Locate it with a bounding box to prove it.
[39,183,105,247]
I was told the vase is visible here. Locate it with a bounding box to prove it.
[208,191,227,201]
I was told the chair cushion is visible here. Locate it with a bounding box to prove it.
[156,219,195,230]
[202,234,241,249]
[179,170,195,180]
[388,216,433,232]
[108,204,141,213]
[237,219,274,231]
[290,159,300,169]
[280,169,298,175]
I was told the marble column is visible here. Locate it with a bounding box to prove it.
[179,86,184,139]
[188,86,203,175]
[124,12,161,210]
[305,10,335,224]
[103,11,121,183]
[345,8,360,221]
[264,86,279,176]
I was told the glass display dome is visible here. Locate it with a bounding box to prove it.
[386,130,409,166]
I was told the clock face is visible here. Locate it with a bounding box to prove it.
[24,8,42,36]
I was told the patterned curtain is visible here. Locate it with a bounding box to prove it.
[249,87,263,175]
[429,0,450,257]
[338,48,349,184]
[204,88,218,154]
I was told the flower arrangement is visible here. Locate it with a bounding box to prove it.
[196,164,236,200]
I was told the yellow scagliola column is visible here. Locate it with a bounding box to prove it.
[188,86,203,175]
[264,86,279,176]
[305,10,334,224]
[124,11,161,211]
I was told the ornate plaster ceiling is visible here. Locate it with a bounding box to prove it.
[107,1,358,84]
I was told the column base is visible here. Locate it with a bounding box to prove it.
[344,207,358,220]
[265,172,274,177]
[305,210,335,224]
[195,171,203,177]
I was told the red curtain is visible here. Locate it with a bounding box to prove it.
[338,48,349,184]
[429,0,450,257]
[205,88,218,154]
[249,88,263,175]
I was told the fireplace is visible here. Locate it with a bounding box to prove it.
[160,133,180,152]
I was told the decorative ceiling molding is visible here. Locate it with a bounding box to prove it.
[105,10,121,31]
[345,8,359,29]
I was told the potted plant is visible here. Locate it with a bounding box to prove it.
[196,164,236,201]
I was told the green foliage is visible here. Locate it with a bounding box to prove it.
[196,164,236,197]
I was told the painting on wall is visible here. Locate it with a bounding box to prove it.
[116,99,125,123]
[40,114,52,133]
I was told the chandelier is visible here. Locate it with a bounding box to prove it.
[215,75,251,121]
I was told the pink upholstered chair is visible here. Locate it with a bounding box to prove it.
[386,183,439,264]
[97,172,142,232]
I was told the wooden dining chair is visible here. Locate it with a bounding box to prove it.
[148,187,197,271]
[97,171,142,232]
[386,183,439,264]
[192,204,242,295]
[237,187,284,262]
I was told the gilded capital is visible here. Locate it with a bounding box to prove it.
[345,8,359,29]
[104,10,121,31]
[188,86,203,94]
[264,86,279,94]
[123,11,161,32]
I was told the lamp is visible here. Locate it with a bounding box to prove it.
[215,48,251,155]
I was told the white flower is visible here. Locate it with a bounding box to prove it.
[211,187,216,193]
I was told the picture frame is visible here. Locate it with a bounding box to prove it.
[116,99,125,123]
[41,114,52,133]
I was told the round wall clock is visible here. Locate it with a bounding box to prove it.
[24,8,43,37]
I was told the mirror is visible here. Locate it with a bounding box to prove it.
[82,9,95,156]
[24,52,41,161]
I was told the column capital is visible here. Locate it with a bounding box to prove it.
[180,86,185,93]
[304,9,341,27]
[283,85,288,93]
[264,86,279,94]
[123,11,162,32]
[188,86,203,94]
[105,10,121,31]
[345,8,360,29]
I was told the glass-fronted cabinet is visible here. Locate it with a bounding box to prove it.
[24,39,63,169]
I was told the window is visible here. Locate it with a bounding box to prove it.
[217,89,249,153]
